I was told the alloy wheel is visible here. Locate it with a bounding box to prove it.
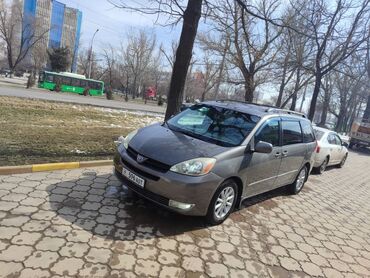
[320,158,328,173]
[214,186,235,220]
[295,167,306,191]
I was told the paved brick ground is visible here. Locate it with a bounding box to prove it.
[0,150,369,277]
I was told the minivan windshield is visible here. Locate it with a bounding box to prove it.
[166,105,260,147]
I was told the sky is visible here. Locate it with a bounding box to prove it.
[59,0,182,53]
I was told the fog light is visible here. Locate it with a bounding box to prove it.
[169,200,195,210]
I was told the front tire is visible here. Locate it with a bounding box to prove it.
[289,166,308,194]
[206,180,238,225]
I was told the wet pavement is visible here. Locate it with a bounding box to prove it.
[0,150,369,277]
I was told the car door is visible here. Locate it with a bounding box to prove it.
[333,134,345,162]
[275,119,306,187]
[327,133,339,164]
[245,118,282,196]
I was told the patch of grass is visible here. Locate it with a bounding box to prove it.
[0,96,162,166]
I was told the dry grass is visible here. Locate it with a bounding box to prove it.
[0,96,163,166]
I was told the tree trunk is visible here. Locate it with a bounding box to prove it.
[299,86,307,113]
[164,0,203,120]
[319,103,328,127]
[308,74,322,121]
[319,88,330,127]
[363,95,370,121]
[290,93,297,111]
[289,68,301,111]
[244,75,254,102]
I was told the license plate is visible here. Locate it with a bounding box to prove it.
[122,167,145,188]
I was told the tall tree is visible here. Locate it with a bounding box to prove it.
[48,47,70,72]
[0,0,49,74]
[206,0,283,102]
[123,30,156,99]
[164,0,202,119]
[110,0,203,119]
[363,31,370,120]
[291,0,370,120]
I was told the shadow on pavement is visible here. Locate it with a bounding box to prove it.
[46,171,293,241]
[349,147,370,157]
[47,172,207,241]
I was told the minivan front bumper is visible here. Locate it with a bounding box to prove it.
[113,149,222,216]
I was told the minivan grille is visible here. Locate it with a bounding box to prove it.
[121,158,160,181]
[115,169,169,206]
[127,146,171,173]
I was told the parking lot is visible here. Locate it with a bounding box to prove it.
[0,150,369,277]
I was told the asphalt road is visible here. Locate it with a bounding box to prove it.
[0,85,165,114]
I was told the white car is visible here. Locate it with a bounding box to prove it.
[312,126,349,174]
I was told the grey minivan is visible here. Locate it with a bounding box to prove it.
[114,101,316,224]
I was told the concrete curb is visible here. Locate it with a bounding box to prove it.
[0,160,112,175]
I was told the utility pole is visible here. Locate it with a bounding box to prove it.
[88,29,99,79]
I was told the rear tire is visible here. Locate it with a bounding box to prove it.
[337,153,348,168]
[206,180,238,225]
[289,166,308,194]
[314,157,328,174]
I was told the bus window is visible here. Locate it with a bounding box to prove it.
[80,80,88,87]
[54,75,61,84]
[71,78,80,87]
[62,77,71,85]
[89,81,102,90]
[46,73,54,82]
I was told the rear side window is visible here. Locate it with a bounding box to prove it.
[255,119,280,146]
[327,134,336,145]
[282,121,302,145]
[314,129,325,140]
[301,121,315,143]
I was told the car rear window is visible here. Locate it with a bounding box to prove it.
[167,105,260,147]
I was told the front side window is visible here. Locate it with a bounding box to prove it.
[167,105,260,147]
[334,135,342,146]
[255,119,280,146]
[282,121,303,145]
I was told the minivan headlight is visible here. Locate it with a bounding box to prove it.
[170,158,216,176]
[115,129,138,149]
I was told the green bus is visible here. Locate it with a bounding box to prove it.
[38,71,105,96]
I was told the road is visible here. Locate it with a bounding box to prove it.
[0,150,370,277]
[0,85,165,114]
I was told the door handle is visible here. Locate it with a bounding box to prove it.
[282,150,288,157]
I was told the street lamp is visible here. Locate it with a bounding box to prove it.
[88,28,99,79]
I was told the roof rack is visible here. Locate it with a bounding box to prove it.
[215,99,277,109]
[265,108,306,118]
[214,100,307,118]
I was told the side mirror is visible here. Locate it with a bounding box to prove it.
[342,142,349,148]
[254,141,273,154]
